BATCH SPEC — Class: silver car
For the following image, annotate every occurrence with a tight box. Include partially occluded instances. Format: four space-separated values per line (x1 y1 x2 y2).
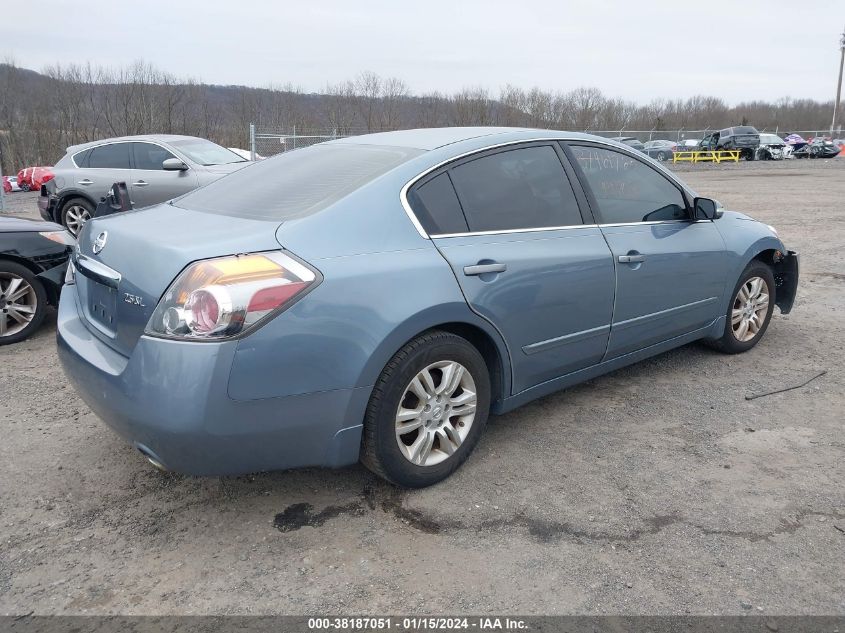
39 135 250 235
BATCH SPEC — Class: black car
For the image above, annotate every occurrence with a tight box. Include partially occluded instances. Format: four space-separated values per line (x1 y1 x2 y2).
641 139 678 162
793 137 841 159
0 216 75 345
699 126 760 160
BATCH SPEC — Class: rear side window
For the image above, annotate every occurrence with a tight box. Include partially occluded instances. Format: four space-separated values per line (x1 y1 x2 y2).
408 173 468 234
133 143 177 170
569 145 688 224
88 143 131 169
448 145 583 232
73 149 91 168
175 143 422 220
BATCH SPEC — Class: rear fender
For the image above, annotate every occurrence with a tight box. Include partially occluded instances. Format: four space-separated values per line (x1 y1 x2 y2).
56 189 98 218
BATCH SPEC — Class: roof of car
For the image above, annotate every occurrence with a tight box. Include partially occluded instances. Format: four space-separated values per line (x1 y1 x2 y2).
329 127 601 151
64 134 203 154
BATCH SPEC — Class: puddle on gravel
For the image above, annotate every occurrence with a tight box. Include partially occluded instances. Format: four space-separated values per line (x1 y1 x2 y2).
274 485 445 534
273 501 365 532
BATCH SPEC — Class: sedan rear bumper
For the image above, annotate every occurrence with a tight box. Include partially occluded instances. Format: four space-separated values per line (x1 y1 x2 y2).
56 286 368 475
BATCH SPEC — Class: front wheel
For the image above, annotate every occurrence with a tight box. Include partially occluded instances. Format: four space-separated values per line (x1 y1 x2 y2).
0 261 48 345
707 261 775 354
361 330 491 487
656 152 667 162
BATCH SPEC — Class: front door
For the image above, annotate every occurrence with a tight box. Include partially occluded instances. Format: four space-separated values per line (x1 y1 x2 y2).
409 143 616 394
130 142 198 208
565 143 729 359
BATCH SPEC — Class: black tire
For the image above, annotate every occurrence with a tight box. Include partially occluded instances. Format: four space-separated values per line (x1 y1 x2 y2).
361 330 491 488
20 183 31 192
706 261 775 354
0 260 48 346
657 152 667 162
61 197 95 236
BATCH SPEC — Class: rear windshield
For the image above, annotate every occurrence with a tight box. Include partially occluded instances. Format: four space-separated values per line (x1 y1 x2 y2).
174 143 423 220
733 126 759 135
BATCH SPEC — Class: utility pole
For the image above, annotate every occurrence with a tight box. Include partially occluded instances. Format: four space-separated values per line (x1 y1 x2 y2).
832 24 845 136
0 143 5 212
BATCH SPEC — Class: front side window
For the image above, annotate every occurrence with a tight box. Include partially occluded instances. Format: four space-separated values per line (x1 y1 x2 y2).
88 143 131 169
569 145 688 224
448 145 583 232
133 143 177 170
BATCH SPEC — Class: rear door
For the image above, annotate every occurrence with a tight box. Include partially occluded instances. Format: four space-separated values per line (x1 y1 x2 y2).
409 142 616 394
564 142 729 359
130 142 198 208
79 142 133 200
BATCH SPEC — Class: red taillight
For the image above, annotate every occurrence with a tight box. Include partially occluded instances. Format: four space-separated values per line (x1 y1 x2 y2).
146 252 318 340
247 281 307 312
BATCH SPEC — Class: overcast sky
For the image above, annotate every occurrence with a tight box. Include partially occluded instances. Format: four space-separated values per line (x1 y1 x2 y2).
2 0 843 104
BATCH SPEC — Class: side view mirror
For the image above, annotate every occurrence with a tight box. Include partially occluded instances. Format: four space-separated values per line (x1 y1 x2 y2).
694 197 723 220
162 158 189 171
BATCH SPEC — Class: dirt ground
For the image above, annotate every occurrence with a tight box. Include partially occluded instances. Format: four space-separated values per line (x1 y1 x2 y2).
1 159 844 616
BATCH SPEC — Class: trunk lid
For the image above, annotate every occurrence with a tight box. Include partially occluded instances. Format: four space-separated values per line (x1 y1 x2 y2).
72 203 282 357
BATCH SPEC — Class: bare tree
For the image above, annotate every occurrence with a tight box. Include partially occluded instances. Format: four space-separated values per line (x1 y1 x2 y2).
355 71 382 132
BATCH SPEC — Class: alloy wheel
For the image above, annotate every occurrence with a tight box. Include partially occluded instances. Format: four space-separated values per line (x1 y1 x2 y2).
65 205 91 235
0 273 38 337
731 276 770 342
395 360 477 467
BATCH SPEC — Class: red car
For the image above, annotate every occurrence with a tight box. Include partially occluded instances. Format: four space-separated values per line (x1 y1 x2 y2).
16 166 54 192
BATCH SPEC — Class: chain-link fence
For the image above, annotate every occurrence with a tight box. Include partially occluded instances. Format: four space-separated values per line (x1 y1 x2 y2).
250 125 369 158
249 125 845 158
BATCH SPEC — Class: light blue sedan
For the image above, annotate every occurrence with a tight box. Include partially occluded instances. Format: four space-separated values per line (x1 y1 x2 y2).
57 128 799 487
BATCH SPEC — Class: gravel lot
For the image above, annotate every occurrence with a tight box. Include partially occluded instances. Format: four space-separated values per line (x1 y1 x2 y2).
1 159 844 616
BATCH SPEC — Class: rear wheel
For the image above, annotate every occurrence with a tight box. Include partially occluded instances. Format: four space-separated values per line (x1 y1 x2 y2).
707 261 775 354
657 151 667 162
0 261 47 345
361 330 491 487
61 197 94 236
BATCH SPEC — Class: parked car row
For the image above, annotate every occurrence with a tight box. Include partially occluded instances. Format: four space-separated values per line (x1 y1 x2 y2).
1 128 801 487
612 127 844 162
52 127 798 486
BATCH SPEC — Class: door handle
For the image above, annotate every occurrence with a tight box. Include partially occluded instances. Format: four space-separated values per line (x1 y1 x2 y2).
463 263 507 276
618 254 645 263
132 181 149 187
78 179 93 186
